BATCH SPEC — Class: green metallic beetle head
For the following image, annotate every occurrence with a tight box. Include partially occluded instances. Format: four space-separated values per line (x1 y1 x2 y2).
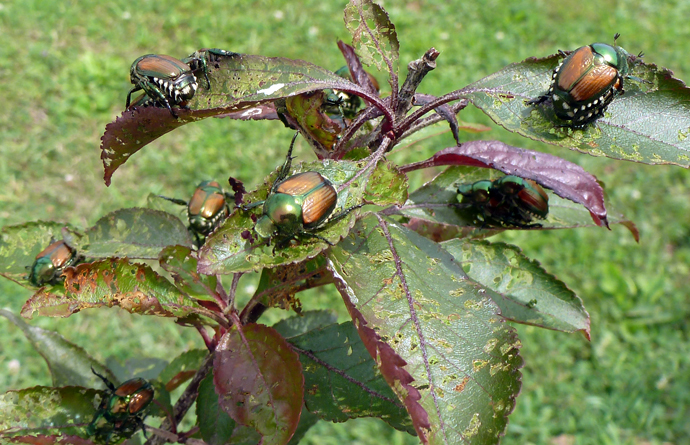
255 193 304 239
590 42 630 75
457 179 493 204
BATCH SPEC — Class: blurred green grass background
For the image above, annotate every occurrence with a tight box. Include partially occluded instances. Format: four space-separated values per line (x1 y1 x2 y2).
1 0 689 444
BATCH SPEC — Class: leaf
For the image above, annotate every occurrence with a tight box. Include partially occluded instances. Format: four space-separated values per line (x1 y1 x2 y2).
198 159 365 274
443 240 591 339
463 54 690 167
286 407 320 445
272 310 338 338
365 160 408 207
337 41 380 96
328 214 522 444
401 142 610 227
20 258 218 323
0 386 102 439
242 259 333 321
399 166 639 240
159 245 219 303
214 323 303 445
287 321 414 433
344 0 399 85
158 349 208 392
0 222 78 288
0 309 114 388
197 371 235 445
101 52 384 186
73 208 193 259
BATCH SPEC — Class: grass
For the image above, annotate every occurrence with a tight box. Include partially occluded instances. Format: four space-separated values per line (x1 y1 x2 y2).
1 0 689 443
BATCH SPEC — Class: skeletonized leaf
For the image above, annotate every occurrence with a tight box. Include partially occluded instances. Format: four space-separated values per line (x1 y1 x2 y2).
344 0 399 85
328 214 522 444
214 324 303 445
0 386 102 440
20 258 218 323
443 240 591 338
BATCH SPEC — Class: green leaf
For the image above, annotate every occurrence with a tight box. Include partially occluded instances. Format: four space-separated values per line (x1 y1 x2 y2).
214 323 304 445
272 310 338 338
443 240 591 338
328 214 522 444
286 407 320 445
0 222 78 289
0 309 113 388
344 0 399 80
242 259 332 320
157 349 208 391
159 245 219 303
197 371 235 445
20 258 218 323
287 320 414 433
464 54 690 167
74 208 193 259
365 160 408 207
198 159 365 274
0 386 102 439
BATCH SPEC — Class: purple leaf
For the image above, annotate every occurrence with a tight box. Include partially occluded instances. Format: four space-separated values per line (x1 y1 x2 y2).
214 323 303 445
401 141 610 227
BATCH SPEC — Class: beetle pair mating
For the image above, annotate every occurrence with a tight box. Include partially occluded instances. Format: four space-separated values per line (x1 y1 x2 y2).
527 34 648 127
87 368 154 444
242 133 362 250
458 175 549 228
126 48 236 118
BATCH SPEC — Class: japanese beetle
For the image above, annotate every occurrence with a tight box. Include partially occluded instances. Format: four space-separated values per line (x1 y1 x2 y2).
243 134 361 248
87 368 154 444
285 90 350 152
528 34 647 127
126 51 216 118
457 176 549 228
28 240 79 287
159 180 232 246
492 175 549 220
326 66 380 119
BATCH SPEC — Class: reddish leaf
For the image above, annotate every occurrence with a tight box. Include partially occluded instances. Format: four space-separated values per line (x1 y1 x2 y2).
214 324 303 445
337 41 379 96
101 53 386 186
401 141 610 227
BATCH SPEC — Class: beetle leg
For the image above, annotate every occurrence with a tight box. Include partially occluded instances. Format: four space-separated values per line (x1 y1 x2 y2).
125 85 143 108
275 133 300 186
140 80 177 118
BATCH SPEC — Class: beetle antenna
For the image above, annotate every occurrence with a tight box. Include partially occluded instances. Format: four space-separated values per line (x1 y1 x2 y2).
613 32 621 44
91 366 116 391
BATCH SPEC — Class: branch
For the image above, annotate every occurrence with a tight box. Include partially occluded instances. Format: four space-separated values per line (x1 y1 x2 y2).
145 353 215 445
395 48 440 120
